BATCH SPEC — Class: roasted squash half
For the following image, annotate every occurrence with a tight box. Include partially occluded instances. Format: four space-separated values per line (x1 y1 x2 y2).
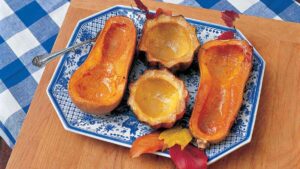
189 39 253 148
128 69 188 128
139 14 200 71
68 16 136 115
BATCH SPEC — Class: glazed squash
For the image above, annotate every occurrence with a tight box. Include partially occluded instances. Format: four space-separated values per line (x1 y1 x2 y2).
128 69 188 128
68 16 136 115
139 14 200 71
189 39 253 148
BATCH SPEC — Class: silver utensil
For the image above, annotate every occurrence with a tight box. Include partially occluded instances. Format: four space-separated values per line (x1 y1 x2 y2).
32 36 98 67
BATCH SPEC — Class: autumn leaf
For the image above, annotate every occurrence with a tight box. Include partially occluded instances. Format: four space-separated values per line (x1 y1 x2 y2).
217 31 235 40
133 0 172 19
159 127 192 150
221 10 239 27
170 144 208 169
145 13 156 19
134 0 148 12
130 132 164 158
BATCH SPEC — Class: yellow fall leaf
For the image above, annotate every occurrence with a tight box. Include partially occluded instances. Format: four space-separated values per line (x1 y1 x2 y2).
159 127 192 150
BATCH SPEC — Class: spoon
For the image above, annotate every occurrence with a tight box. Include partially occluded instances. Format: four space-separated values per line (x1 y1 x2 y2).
32 32 100 67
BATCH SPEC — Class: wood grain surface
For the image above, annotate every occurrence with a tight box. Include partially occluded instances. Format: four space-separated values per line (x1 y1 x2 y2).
6 0 300 168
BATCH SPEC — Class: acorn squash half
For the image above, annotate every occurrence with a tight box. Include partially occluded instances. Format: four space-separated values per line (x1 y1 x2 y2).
139 14 200 71
68 16 136 115
128 69 188 128
189 39 253 148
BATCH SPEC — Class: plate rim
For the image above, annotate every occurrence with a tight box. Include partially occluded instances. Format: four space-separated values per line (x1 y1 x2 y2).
46 5 266 165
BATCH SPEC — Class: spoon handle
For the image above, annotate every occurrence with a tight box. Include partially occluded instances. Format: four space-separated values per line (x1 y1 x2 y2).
32 38 95 67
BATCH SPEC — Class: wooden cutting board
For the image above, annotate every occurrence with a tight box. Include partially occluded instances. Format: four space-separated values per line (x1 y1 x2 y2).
6 0 300 168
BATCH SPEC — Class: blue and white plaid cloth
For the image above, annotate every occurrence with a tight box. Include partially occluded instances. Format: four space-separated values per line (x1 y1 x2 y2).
161 0 300 22
0 0 299 148
0 0 70 148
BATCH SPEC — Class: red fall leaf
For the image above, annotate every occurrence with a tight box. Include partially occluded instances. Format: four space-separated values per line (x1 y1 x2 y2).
217 31 235 40
134 0 149 12
170 144 208 169
134 0 172 19
221 10 239 27
145 13 156 19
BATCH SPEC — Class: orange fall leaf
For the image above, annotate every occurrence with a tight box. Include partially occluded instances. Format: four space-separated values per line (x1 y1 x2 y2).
130 132 164 158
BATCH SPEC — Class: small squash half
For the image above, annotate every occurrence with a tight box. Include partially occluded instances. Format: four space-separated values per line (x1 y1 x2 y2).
139 14 200 71
189 39 253 148
68 16 136 115
128 69 188 128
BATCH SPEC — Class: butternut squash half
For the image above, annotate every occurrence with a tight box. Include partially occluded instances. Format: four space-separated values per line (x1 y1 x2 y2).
189 39 253 148
68 16 136 115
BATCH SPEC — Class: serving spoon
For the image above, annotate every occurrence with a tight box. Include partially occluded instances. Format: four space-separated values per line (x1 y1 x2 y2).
32 32 100 67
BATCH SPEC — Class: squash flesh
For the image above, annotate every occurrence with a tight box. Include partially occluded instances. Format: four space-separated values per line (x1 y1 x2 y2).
135 78 179 118
68 16 136 114
190 40 253 144
139 15 200 71
73 23 129 102
199 45 245 135
146 23 190 61
128 69 188 128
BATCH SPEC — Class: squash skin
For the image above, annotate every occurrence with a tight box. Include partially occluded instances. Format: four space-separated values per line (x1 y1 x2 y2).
139 14 200 72
189 40 253 148
68 16 136 115
128 69 188 129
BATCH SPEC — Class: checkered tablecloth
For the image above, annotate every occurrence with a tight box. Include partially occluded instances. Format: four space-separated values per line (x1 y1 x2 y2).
0 0 70 148
0 0 299 148
162 0 300 22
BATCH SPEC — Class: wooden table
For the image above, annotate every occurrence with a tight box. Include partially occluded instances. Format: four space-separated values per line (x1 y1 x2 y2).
6 0 300 168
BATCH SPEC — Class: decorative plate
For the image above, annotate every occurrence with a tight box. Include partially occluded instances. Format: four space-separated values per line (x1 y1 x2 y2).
47 5 265 164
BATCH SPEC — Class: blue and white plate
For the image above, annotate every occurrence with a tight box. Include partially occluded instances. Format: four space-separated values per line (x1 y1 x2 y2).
47 5 265 164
